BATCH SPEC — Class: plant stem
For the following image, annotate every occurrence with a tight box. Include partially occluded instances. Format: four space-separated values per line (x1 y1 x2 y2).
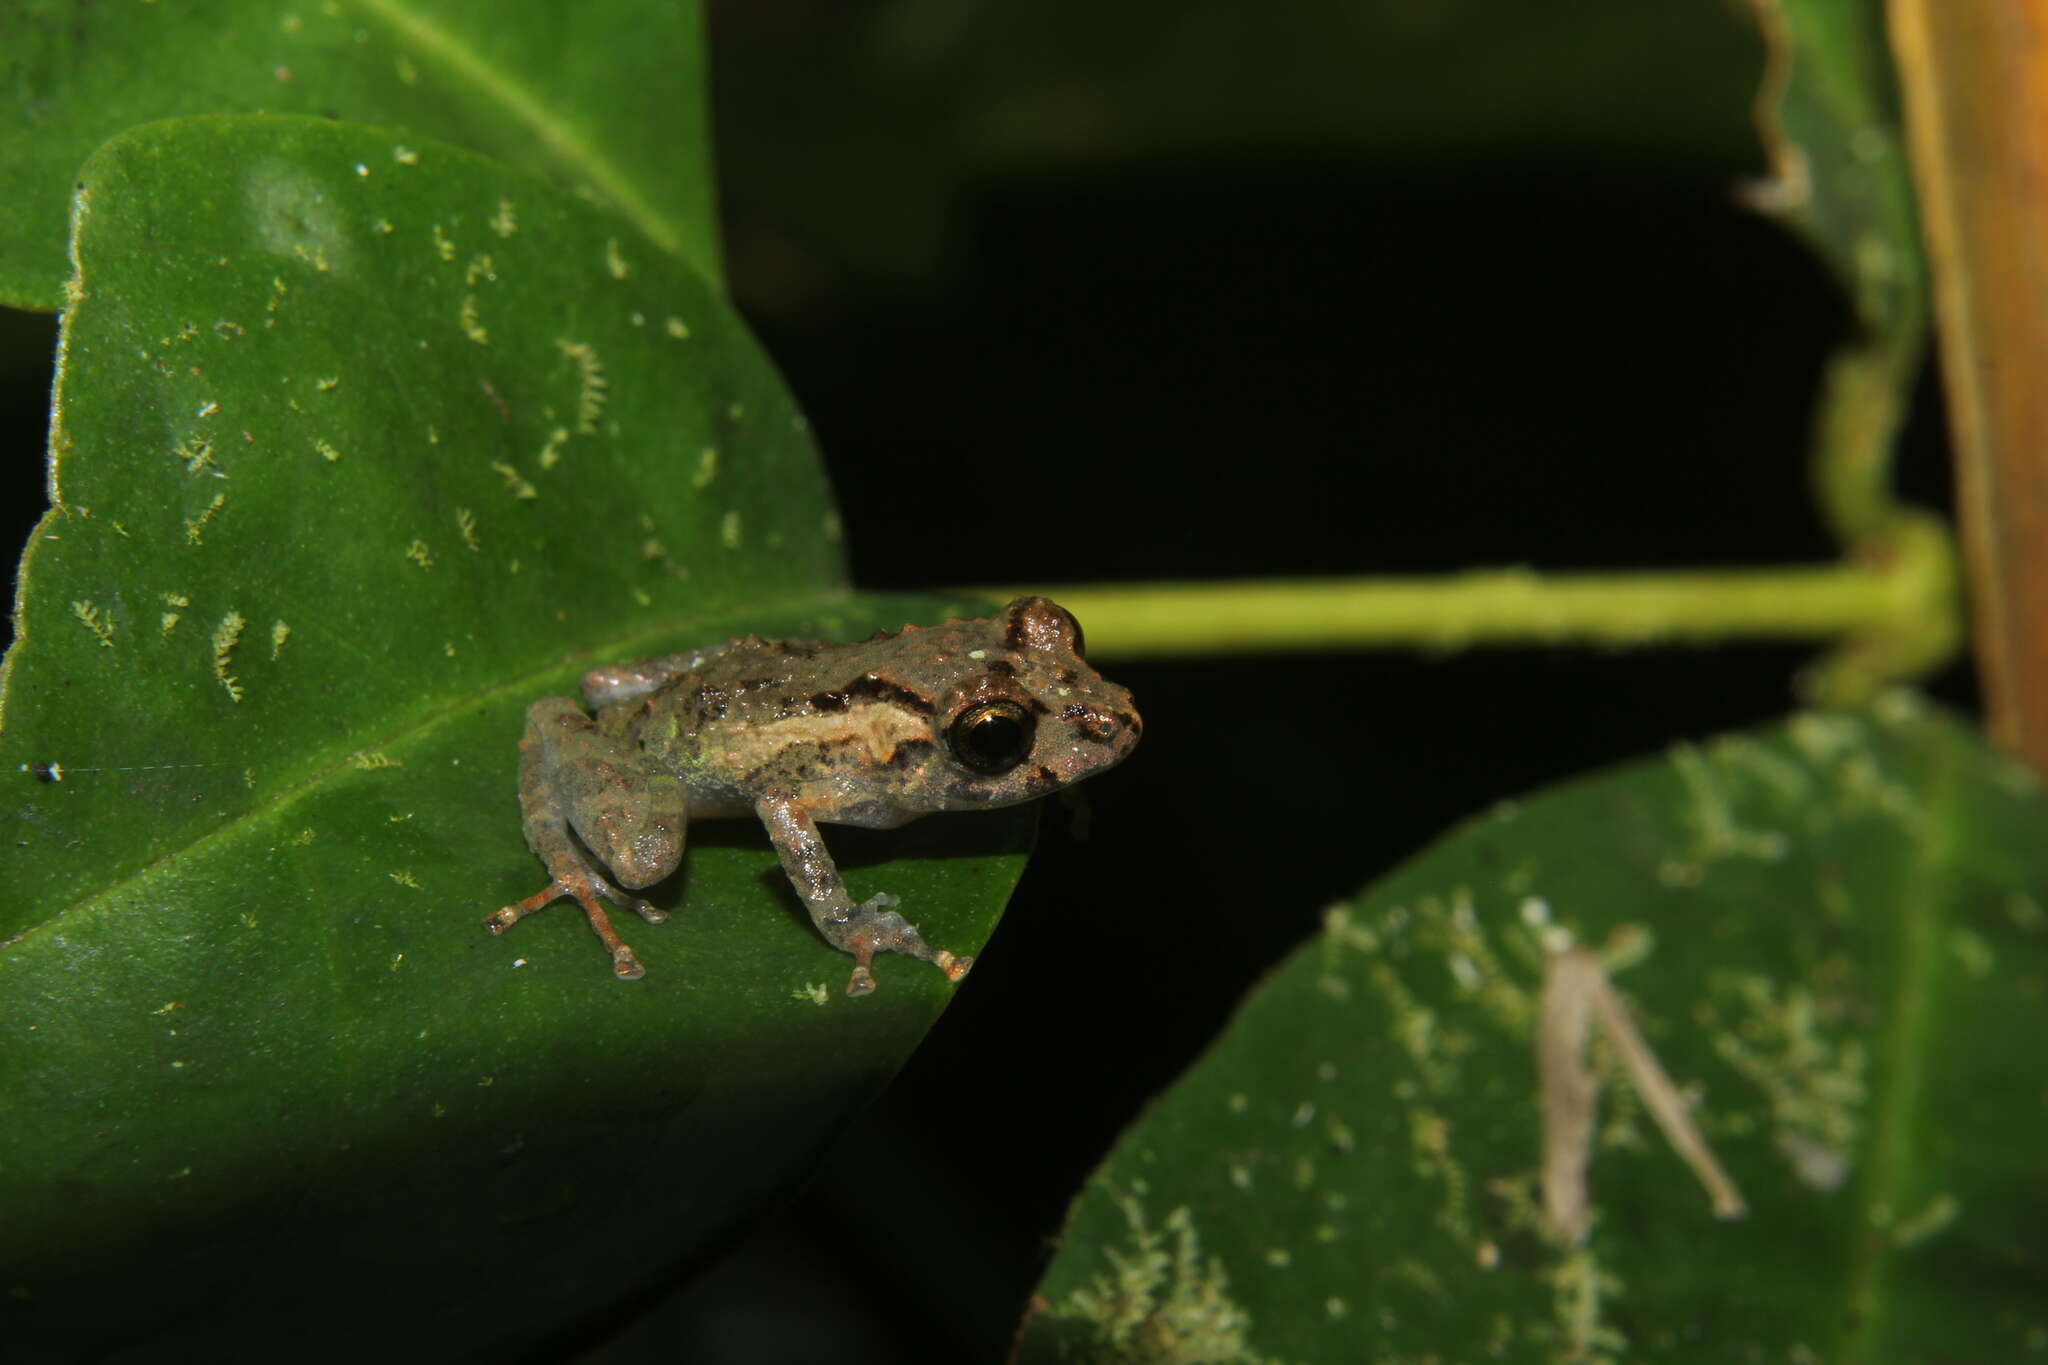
968 511 1957 702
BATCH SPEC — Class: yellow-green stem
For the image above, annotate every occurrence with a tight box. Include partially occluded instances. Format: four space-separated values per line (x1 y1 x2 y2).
964 508 1958 704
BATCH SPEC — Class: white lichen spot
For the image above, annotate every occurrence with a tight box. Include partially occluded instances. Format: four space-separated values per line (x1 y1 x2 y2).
315 375 339 392
491 461 538 500
1228 1163 1252 1191
212 612 247 701
456 507 480 551
1949 928 1994 977
431 223 455 261
184 492 226 544
389 871 421 890
1291 1101 1316 1129
490 197 517 238
726 400 745 421
1263 1248 1290 1268
213 319 244 339
72 600 115 648
1053 1196 1274 1365
556 339 608 433
269 620 291 660
405 539 434 570
174 434 215 473
604 237 630 279
194 400 219 419
1520 896 1551 926
351 751 402 770
373 217 394 236
1408 1107 1472 1241
459 294 488 345
314 438 340 462
1325 1298 1348 1321
1227 1092 1248 1114
630 311 645 326
464 253 496 286
664 316 690 339
1549 1246 1625 1362
1892 1193 1959 1247
393 51 418 84
630 587 652 607
538 426 570 470
720 509 742 550
1706 973 1864 1188
1326 1118 1356 1154
689 445 719 490
1663 742 1790 881
793 982 830 1006
394 144 420 167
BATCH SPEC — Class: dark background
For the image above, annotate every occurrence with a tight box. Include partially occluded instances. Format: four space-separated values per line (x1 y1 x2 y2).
0 3 1969 1361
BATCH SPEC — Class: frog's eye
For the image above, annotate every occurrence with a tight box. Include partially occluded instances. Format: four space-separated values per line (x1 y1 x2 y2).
948 699 1036 775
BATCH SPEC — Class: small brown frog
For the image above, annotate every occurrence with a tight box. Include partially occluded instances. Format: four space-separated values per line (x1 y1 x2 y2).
485 597 1140 995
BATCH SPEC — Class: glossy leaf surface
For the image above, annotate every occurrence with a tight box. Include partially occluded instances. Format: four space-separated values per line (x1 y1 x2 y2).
0 116 1029 1360
0 0 718 309
1024 701 2047 1363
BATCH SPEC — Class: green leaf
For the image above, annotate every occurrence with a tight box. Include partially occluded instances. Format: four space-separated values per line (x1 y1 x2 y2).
0 0 718 310
0 115 1029 1358
1744 0 1922 344
1023 700 2048 1363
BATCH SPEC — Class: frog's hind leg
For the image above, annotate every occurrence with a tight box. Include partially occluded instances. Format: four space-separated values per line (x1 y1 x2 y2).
755 795 974 997
487 872 662 980
485 696 678 981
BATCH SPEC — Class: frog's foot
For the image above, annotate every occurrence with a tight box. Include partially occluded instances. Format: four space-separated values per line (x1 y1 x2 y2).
830 893 975 998
485 872 666 981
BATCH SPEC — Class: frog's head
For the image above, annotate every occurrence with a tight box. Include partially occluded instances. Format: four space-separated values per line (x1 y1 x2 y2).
929 597 1141 810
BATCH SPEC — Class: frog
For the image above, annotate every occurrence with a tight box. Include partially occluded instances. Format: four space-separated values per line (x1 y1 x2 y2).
484 596 1141 995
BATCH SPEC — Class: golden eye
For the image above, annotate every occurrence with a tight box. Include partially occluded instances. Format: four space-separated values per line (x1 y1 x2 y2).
948 699 1035 774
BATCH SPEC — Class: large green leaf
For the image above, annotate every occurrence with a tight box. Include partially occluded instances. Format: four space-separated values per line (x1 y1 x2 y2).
0 116 1030 1359
1024 700 2047 1362
0 0 718 310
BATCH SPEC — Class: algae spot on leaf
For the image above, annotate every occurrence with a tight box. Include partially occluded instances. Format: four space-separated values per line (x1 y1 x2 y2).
247 161 355 278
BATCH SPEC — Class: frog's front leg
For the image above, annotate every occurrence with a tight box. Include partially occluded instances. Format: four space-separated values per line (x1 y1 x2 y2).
755 795 973 997
485 697 687 980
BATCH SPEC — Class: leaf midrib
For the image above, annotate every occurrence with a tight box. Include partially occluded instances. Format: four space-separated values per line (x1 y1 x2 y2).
351 0 687 257
1839 731 1956 1361
0 589 847 956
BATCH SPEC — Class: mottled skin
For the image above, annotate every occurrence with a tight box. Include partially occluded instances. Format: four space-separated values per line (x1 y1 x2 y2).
485 597 1141 994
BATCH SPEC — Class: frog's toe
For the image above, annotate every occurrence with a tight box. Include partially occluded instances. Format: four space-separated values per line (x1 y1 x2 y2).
629 900 669 925
933 951 973 983
611 946 647 981
844 963 877 997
